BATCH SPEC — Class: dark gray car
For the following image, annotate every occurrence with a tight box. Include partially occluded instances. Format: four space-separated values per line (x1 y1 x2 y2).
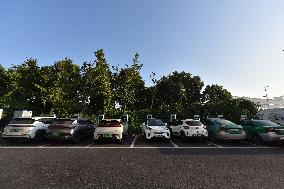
47 118 95 143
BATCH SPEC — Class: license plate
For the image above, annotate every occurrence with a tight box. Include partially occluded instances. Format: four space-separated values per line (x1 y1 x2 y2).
103 134 112 138
11 129 20 132
230 130 240 134
9 132 22 136
280 137 284 140
156 135 163 137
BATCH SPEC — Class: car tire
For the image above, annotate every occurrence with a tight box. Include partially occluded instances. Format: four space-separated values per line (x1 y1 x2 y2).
180 131 187 142
73 133 82 144
252 134 264 145
94 139 100 144
208 133 216 142
35 130 46 142
4 138 15 144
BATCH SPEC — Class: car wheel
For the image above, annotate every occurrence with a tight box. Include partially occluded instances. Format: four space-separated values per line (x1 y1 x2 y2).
117 139 122 144
73 133 82 144
4 138 15 144
94 139 100 144
208 133 216 142
180 131 187 142
35 131 46 142
252 134 264 145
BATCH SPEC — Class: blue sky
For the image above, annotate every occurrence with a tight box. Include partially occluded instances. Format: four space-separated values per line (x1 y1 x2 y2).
0 0 284 98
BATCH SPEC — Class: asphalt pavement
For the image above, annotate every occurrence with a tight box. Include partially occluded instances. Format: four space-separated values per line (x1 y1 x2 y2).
1 135 284 188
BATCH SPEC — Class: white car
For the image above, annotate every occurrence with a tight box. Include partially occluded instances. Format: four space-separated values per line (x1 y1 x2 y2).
94 119 123 143
142 118 170 140
2 116 56 141
170 119 208 141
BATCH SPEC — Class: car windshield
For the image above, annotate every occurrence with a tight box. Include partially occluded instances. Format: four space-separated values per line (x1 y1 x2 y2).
254 120 280 127
148 119 165 126
9 118 35 124
185 121 203 126
98 120 121 127
214 119 237 127
52 119 74 124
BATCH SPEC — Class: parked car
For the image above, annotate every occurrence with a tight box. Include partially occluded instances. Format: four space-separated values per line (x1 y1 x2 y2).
142 118 170 141
239 119 284 145
169 119 208 141
94 119 124 143
47 118 95 143
203 118 246 141
2 116 56 142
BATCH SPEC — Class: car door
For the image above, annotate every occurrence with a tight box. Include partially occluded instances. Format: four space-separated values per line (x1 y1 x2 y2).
240 120 253 138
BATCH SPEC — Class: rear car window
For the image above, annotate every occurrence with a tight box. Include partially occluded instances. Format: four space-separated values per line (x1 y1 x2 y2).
214 119 237 127
98 120 121 127
53 119 74 124
9 118 35 124
253 120 279 127
185 121 203 126
39 118 55 124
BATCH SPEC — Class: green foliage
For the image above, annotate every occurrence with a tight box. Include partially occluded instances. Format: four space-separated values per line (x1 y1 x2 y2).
0 51 259 132
127 109 149 134
92 49 114 116
44 58 81 117
112 53 145 112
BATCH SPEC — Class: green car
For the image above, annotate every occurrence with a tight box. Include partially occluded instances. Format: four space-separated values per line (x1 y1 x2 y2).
203 118 246 141
239 120 284 145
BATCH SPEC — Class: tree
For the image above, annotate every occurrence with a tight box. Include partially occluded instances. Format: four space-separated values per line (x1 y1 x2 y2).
153 71 204 120
0 65 9 108
3 58 46 116
202 84 232 104
112 53 145 112
47 58 81 117
92 49 114 115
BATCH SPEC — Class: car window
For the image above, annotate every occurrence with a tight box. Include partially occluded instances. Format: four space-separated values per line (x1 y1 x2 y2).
39 118 54 124
98 120 121 127
77 120 87 124
240 121 253 126
213 119 238 127
52 119 74 124
253 120 280 127
9 118 35 124
205 120 213 125
148 119 165 126
86 120 93 125
185 121 203 126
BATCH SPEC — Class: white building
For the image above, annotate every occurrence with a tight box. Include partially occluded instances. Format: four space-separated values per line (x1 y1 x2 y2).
235 96 284 109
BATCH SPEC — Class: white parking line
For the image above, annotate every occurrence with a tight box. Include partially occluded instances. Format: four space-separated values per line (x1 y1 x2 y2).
170 140 179 148
130 135 138 148
0 146 279 149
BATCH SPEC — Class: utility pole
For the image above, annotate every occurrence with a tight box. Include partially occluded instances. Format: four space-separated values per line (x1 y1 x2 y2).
263 86 269 109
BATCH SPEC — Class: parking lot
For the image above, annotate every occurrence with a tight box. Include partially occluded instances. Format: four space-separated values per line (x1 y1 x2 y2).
1 135 284 188
1 134 284 148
